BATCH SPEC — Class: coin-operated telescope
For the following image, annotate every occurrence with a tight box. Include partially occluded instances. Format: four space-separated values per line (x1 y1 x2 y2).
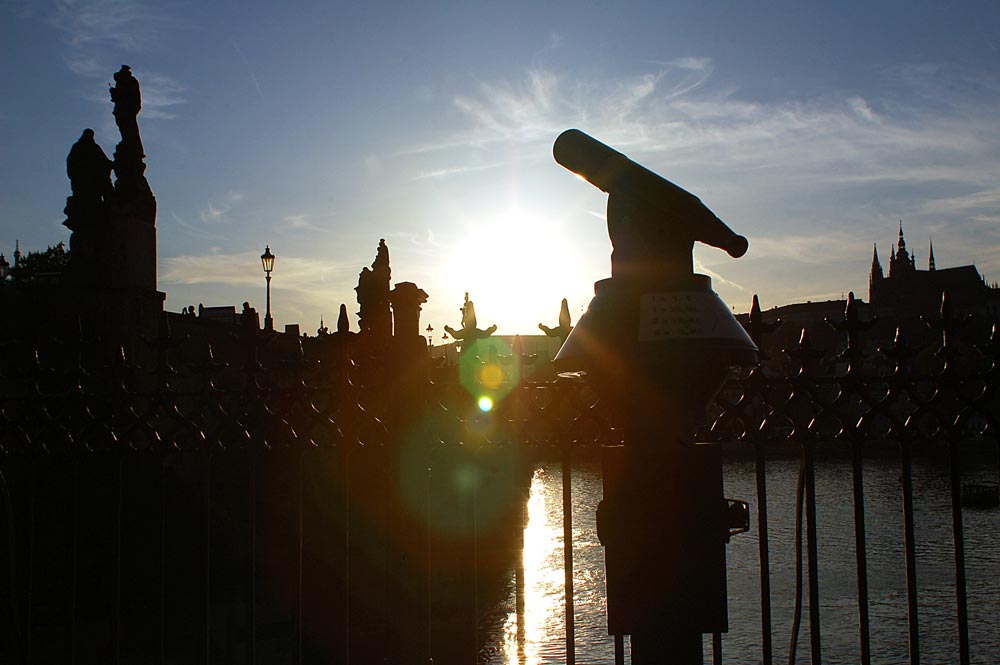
553 129 756 663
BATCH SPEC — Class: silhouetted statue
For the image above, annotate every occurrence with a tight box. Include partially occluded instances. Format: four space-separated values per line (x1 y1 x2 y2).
322 304 354 363
444 292 497 342
355 239 392 340
110 65 143 155
539 298 573 345
372 238 390 280
333 303 357 339
107 65 156 224
240 301 259 331
356 267 376 323
64 129 113 223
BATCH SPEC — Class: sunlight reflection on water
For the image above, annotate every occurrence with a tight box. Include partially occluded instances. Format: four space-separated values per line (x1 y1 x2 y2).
489 464 616 665
499 467 563 665
485 454 1000 664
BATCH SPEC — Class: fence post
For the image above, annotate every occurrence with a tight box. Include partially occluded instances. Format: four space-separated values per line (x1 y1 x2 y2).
743 293 781 665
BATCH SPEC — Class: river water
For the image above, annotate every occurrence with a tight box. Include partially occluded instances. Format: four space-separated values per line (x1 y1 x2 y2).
481 452 1000 664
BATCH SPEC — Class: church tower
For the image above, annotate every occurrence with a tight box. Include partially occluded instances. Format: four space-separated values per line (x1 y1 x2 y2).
868 222 994 316
889 221 915 278
869 243 883 303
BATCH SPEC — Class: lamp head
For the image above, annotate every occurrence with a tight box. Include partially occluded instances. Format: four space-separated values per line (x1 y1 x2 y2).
260 245 275 274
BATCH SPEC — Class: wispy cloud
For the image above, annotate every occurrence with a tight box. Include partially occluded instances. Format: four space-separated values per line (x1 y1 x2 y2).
407 60 1000 201
385 228 449 260
694 257 751 295
745 231 871 265
50 0 169 51
920 186 1000 220
49 0 187 118
162 251 353 287
282 213 324 233
401 59 718 157
169 211 224 242
199 191 244 223
413 161 507 180
230 39 264 100
408 58 1000 294
136 72 186 119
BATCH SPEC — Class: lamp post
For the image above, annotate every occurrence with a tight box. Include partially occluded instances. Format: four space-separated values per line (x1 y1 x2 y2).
426 324 434 354
260 245 275 331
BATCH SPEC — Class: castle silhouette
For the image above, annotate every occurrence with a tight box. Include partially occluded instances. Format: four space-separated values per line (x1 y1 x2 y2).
869 222 1000 319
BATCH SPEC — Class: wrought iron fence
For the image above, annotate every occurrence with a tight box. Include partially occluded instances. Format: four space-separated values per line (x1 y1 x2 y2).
1 292 998 664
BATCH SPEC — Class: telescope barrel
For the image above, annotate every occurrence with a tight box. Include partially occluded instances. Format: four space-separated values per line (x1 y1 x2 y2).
553 129 748 259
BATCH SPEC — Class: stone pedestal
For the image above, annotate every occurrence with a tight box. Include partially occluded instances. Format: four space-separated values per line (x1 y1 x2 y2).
68 213 156 292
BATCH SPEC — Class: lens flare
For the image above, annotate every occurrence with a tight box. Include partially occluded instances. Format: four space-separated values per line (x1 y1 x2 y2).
458 338 520 407
396 427 524 537
478 396 494 412
479 363 505 389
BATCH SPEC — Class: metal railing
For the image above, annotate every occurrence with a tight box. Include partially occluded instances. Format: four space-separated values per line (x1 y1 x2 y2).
1 293 998 663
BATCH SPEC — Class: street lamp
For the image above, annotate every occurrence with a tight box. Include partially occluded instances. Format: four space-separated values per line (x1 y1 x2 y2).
260 245 275 331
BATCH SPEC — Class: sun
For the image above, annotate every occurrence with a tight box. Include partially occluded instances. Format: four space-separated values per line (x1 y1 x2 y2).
445 205 587 334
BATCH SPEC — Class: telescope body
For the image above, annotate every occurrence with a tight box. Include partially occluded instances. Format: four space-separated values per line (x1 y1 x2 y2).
553 129 747 282
552 130 756 659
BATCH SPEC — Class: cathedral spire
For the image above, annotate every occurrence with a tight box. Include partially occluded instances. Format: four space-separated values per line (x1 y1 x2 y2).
929 238 936 271
869 243 884 303
871 243 882 276
892 221 912 275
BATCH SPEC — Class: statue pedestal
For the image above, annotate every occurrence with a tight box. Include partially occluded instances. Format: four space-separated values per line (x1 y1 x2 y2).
68 213 156 292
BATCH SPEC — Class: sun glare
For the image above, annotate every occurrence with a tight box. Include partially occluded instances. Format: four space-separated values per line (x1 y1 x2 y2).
446 207 584 333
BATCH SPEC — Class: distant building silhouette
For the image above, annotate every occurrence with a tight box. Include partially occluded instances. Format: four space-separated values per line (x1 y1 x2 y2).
869 222 1000 319
738 223 1000 354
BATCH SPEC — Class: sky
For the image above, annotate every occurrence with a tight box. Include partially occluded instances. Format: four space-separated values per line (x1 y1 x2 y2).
2 0 1000 336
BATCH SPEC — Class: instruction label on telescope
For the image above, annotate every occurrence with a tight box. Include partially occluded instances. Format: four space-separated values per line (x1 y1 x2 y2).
638 293 719 340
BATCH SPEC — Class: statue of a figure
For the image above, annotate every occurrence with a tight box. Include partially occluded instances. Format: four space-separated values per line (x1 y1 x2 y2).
336 303 352 334
538 298 573 345
355 239 393 338
372 238 390 279
106 65 156 223
66 128 113 212
460 295 477 329
356 266 376 329
240 301 260 331
444 292 497 341
110 65 143 152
